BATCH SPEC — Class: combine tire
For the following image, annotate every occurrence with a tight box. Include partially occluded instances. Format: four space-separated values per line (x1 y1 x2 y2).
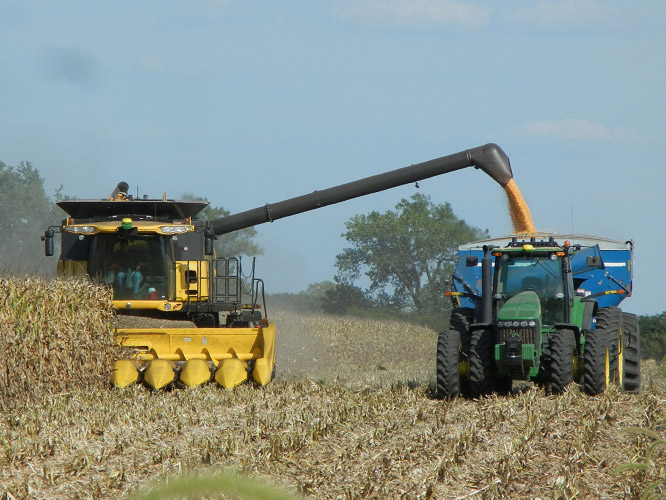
621 313 641 393
549 328 576 394
469 329 495 397
436 308 473 399
583 329 609 395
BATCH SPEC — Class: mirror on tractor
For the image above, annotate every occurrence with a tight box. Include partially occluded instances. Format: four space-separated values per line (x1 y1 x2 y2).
42 229 55 256
204 229 215 256
586 255 602 268
466 255 479 267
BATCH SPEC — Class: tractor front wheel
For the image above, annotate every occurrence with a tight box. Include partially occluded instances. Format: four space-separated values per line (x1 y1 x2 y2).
549 328 576 394
469 329 495 398
583 329 609 395
436 330 463 399
436 308 473 399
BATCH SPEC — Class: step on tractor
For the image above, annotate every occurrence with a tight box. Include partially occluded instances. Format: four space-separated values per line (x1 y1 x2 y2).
437 235 640 398
43 143 516 390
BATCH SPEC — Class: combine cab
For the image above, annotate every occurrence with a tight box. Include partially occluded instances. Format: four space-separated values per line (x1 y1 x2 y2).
437 235 640 398
43 144 517 390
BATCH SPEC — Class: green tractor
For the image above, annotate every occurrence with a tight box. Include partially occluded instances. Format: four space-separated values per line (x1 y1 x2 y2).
437 235 640 398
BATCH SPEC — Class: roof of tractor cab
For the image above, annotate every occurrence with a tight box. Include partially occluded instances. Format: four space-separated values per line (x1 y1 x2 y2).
458 233 631 252
57 199 209 220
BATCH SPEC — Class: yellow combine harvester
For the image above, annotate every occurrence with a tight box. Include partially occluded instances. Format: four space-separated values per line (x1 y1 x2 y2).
43 144 515 390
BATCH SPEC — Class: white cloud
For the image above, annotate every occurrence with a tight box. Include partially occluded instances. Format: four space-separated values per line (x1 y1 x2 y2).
524 119 641 141
506 1 625 33
339 0 491 31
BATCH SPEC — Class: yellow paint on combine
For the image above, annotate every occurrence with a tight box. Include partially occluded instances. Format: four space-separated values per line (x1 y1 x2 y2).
143 359 176 390
112 300 184 312
111 322 276 389
110 359 140 388
215 358 249 388
180 359 212 387
175 260 211 303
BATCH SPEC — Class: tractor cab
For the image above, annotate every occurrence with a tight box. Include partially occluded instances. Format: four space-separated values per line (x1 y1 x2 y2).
492 238 575 328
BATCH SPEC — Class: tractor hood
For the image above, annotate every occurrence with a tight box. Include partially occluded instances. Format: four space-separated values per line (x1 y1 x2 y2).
498 291 542 321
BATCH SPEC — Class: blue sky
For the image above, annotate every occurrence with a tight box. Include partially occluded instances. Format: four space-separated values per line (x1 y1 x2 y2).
1 1 664 314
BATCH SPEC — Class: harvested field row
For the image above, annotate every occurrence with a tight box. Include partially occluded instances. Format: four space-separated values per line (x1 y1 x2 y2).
1 278 665 499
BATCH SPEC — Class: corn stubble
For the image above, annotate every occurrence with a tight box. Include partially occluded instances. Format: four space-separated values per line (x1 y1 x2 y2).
1 277 664 500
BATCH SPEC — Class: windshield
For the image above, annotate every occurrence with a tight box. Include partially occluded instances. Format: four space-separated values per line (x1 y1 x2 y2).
89 234 171 300
495 253 567 325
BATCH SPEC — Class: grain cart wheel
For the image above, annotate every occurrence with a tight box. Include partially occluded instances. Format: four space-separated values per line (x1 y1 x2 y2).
549 328 576 394
469 329 495 397
436 308 473 399
583 329 610 395
598 307 623 386
621 313 641 393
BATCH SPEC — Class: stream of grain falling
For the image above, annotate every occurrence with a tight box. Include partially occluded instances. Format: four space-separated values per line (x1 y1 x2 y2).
504 178 536 233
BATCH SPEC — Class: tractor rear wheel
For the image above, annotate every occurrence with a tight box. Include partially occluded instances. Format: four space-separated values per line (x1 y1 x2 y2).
469 329 495 397
549 328 576 394
436 308 473 399
621 313 641 393
583 329 609 395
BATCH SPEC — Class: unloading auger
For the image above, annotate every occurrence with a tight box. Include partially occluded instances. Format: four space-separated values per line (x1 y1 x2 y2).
43 143 514 390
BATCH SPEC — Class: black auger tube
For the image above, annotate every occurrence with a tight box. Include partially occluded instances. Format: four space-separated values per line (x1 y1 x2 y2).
210 143 512 236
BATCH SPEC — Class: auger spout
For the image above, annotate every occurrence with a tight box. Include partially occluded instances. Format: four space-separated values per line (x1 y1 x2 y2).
210 143 513 236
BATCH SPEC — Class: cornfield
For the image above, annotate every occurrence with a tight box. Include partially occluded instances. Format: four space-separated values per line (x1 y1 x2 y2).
1 277 665 499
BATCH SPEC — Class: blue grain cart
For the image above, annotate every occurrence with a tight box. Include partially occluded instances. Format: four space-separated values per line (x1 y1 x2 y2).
437 234 639 398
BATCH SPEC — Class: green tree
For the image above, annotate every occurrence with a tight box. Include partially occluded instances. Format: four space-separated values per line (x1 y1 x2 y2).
321 283 372 315
0 161 61 273
639 311 666 361
334 193 488 316
181 194 262 257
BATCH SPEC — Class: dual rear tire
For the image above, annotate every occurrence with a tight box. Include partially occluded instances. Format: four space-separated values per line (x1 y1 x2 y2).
583 307 641 395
